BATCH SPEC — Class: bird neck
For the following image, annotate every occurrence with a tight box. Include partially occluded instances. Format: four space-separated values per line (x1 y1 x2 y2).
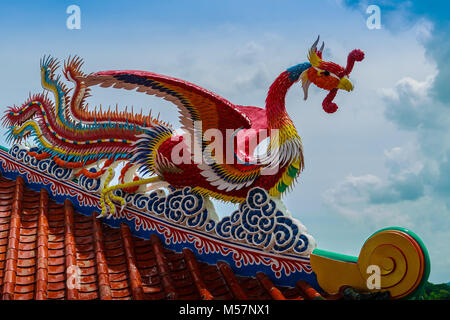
265 63 310 129
265 71 295 130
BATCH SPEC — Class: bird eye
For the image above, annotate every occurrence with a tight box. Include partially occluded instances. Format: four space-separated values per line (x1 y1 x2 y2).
322 70 330 76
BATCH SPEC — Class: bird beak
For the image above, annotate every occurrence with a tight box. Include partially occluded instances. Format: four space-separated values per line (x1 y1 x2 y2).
337 76 353 92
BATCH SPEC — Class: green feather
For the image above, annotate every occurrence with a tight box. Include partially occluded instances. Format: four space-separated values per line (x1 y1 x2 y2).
277 182 287 193
288 165 298 178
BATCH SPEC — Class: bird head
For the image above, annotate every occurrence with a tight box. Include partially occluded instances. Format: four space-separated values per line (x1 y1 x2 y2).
299 36 365 113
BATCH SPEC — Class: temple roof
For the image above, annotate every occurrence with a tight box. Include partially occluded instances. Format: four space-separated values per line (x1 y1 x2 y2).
0 174 326 300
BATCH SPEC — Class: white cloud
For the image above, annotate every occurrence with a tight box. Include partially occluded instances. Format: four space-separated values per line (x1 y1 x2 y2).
380 75 433 104
323 172 416 227
235 41 264 63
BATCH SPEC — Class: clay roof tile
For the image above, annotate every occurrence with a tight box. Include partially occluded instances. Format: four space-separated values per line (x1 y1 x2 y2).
0 174 325 300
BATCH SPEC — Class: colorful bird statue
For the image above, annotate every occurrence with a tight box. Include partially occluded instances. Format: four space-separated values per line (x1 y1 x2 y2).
3 37 364 216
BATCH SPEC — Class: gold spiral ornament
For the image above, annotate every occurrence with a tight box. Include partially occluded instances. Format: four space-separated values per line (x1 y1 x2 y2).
358 228 429 299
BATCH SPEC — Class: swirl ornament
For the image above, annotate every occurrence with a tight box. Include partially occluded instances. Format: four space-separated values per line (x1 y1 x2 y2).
22 150 40 167
49 161 73 180
310 227 430 299
37 159 52 172
9 144 74 181
106 185 315 256
8 144 21 158
16 147 28 162
357 228 430 299
110 187 215 232
215 188 316 256
78 169 101 192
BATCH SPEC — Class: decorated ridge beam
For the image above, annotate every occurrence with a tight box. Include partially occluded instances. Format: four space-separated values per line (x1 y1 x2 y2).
0 144 431 299
0 145 319 289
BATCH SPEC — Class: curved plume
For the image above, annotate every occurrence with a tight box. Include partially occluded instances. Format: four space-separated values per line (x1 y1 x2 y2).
302 36 325 100
308 36 323 67
322 88 338 114
342 49 365 77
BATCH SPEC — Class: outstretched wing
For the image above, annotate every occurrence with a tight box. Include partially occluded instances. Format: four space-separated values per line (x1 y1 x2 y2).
83 70 263 192
83 70 252 138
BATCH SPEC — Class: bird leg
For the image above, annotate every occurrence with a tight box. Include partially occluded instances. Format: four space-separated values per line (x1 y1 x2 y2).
99 167 162 217
119 162 141 193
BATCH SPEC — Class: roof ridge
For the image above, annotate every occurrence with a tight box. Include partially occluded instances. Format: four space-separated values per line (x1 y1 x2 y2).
0 167 325 300
120 224 144 299
92 215 112 299
182 248 214 300
1 176 23 299
150 234 178 300
35 189 49 299
64 200 79 300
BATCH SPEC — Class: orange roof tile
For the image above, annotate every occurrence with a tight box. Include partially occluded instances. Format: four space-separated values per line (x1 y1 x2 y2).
0 174 330 300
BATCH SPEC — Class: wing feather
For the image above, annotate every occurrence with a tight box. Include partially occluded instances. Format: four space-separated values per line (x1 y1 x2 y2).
84 71 251 136
83 70 261 188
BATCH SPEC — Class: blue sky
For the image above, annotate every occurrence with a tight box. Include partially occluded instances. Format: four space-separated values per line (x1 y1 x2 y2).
1 1 449 283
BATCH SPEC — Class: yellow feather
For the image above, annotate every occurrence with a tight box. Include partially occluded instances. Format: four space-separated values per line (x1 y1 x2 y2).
308 48 322 68
282 173 293 186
